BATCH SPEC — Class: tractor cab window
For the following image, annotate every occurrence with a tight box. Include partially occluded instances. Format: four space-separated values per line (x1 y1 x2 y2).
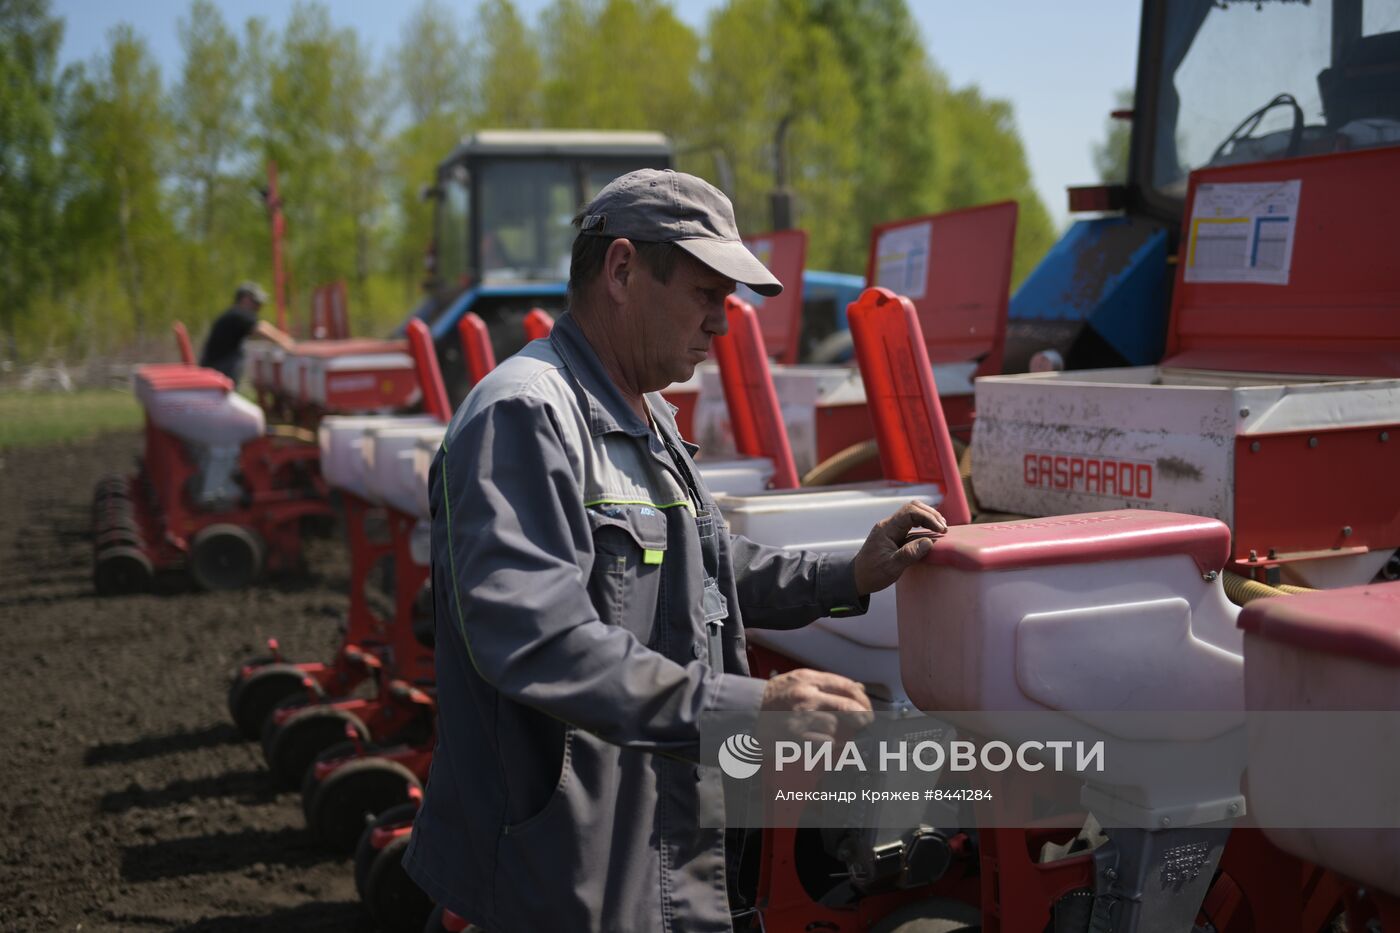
435 165 471 288
1150 0 1400 202
477 160 576 282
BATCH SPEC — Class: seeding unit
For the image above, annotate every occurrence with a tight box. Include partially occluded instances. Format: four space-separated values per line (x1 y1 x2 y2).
93 364 332 595
247 335 422 429
970 147 1400 590
228 320 451 776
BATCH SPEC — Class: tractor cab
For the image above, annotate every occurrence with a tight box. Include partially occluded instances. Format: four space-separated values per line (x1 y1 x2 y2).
1007 0 1400 373
1138 0 1400 219
413 130 673 401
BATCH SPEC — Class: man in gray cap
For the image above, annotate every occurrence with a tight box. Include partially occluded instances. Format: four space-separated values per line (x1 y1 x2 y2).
198 281 293 382
405 169 945 931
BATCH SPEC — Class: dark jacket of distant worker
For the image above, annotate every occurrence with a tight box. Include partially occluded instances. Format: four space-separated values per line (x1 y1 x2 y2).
198 282 293 382
405 169 946 932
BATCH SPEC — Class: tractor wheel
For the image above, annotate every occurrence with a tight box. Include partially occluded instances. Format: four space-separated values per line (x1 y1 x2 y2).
228 663 318 741
301 740 362 822
93 546 153 597
266 705 370 789
189 524 264 591
356 802 419 901
364 833 433 933
868 898 981 933
308 756 420 853
226 653 278 731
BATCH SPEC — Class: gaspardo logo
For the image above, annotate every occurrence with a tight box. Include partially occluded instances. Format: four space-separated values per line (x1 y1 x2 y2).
718 732 763 779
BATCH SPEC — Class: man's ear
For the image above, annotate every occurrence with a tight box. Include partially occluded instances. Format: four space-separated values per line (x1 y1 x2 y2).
602 238 637 304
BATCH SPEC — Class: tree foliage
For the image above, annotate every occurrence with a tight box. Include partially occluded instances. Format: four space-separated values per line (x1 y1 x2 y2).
64 25 173 338
0 0 68 352
2 0 1061 363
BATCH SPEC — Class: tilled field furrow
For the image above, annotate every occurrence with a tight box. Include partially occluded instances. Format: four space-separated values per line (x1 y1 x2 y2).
0 433 371 932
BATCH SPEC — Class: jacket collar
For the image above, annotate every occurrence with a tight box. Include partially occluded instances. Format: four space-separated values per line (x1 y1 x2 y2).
549 311 651 439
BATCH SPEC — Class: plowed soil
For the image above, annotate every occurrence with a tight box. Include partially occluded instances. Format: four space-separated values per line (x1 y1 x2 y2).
0 432 375 931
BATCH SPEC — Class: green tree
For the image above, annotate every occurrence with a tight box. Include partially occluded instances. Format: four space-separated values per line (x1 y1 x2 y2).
172 0 245 240
699 0 860 269
63 24 175 338
398 0 470 125
171 0 254 312
539 0 699 138
389 0 471 291
1093 87 1134 183
0 0 67 353
938 86 1057 284
806 0 948 266
255 2 391 325
329 28 391 295
474 0 541 127
807 0 1055 281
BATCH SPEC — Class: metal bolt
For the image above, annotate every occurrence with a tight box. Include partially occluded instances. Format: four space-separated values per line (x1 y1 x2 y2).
1382 432 1390 443
1104 868 1118 881
1238 407 1250 418
1308 436 1319 448
1343 526 1353 537
1250 441 1261 453
1248 549 1258 562
1228 803 1240 815
1160 817 1172 828
1202 570 1218 582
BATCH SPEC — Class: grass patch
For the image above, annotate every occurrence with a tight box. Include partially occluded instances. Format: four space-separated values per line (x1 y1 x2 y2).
0 389 143 449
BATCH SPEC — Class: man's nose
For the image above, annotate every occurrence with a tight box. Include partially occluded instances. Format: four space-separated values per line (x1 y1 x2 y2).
704 305 729 337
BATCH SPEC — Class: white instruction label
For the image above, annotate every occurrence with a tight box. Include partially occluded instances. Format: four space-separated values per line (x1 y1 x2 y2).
875 221 932 300
1184 180 1301 285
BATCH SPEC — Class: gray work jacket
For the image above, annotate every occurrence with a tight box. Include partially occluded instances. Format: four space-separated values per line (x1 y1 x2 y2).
404 311 867 932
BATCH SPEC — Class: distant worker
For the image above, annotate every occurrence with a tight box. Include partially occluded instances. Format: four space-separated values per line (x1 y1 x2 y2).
199 281 295 382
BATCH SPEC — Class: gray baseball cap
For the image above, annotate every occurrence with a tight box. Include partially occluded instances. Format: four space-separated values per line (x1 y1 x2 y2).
577 169 783 297
235 281 269 305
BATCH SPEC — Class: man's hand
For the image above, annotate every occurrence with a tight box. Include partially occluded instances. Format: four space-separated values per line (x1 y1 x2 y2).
852 500 947 596
760 669 873 743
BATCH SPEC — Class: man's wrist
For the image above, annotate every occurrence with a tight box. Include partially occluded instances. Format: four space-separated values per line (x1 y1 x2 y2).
821 552 870 618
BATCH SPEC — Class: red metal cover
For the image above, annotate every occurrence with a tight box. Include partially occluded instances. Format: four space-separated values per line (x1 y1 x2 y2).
739 229 807 365
135 364 232 393
1166 146 1400 377
847 287 971 525
407 319 452 424
172 321 195 365
924 509 1231 576
457 312 497 386
523 308 555 341
864 202 1017 377
712 296 799 489
1238 581 1400 668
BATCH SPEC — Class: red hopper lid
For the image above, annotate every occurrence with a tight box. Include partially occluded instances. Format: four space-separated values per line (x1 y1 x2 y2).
1166 146 1400 378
